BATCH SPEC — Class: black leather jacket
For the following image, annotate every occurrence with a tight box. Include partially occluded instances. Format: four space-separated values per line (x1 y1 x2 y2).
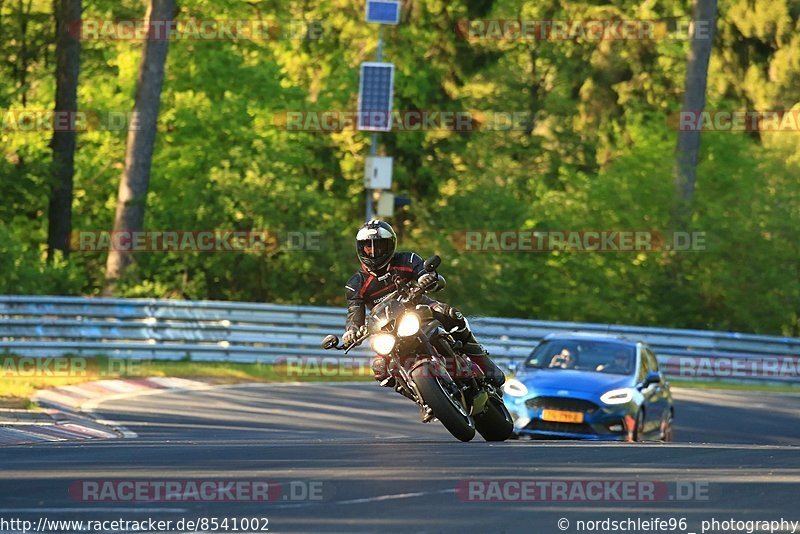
344 251 442 331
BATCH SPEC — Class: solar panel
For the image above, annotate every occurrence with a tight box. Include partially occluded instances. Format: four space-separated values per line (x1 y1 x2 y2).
358 62 395 132
365 1 401 25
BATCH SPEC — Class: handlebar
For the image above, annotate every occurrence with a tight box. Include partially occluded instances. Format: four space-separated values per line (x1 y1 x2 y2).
321 255 442 352
324 279 427 353
344 326 370 353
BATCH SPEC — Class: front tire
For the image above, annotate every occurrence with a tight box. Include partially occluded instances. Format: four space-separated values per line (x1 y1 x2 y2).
474 396 513 441
412 363 475 442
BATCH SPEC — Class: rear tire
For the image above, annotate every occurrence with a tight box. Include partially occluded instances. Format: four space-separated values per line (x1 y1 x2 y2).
412 363 475 442
475 396 513 442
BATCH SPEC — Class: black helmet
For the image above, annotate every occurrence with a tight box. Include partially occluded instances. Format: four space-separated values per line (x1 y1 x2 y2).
356 220 397 273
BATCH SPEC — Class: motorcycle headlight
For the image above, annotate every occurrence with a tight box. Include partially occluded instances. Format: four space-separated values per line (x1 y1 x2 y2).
396 313 421 337
370 333 396 356
502 378 529 397
600 388 634 405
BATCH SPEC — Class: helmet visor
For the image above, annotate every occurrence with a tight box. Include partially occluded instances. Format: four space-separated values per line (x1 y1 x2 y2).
358 238 393 259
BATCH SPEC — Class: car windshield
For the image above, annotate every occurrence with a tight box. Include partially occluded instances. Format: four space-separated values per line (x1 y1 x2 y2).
524 339 636 375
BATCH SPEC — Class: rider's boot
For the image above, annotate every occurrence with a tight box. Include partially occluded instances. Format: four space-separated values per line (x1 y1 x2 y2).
438 304 506 389
419 404 435 423
458 333 506 389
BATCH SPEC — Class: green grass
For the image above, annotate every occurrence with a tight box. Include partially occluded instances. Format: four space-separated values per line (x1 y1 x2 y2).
669 379 800 394
0 355 371 409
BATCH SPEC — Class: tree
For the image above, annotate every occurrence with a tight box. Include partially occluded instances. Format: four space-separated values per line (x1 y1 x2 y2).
673 0 718 230
103 0 176 294
47 0 81 260
2 0 799 335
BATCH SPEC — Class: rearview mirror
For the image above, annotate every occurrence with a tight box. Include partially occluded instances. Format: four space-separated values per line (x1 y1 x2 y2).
321 335 339 350
424 255 441 272
642 371 662 387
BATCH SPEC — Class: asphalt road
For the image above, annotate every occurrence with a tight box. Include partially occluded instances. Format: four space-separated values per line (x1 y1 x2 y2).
1 383 799 534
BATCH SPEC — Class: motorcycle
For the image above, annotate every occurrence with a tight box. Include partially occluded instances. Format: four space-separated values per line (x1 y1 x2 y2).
321 255 513 442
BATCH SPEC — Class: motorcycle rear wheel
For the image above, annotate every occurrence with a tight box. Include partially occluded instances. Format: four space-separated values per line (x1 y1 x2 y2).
474 396 513 441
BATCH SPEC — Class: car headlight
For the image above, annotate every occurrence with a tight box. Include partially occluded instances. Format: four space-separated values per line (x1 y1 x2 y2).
600 388 634 405
370 333 396 355
396 313 421 337
502 378 529 397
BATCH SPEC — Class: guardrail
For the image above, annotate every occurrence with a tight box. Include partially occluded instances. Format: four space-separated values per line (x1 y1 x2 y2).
1 296 798 383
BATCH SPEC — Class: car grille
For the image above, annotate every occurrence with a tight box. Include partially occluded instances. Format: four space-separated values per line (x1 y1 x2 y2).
524 420 596 435
525 396 599 414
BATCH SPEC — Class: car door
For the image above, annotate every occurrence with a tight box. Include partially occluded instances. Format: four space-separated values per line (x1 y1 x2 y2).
637 345 659 435
644 347 669 430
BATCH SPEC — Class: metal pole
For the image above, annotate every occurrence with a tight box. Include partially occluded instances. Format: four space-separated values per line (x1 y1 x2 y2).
376 26 384 61
365 27 385 222
366 131 377 222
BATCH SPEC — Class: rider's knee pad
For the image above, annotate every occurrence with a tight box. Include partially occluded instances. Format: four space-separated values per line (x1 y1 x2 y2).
435 303 467 331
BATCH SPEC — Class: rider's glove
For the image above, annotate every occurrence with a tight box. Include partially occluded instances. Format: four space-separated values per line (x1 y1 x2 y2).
342 328 359 346
343 325 367 346
418 272 438 291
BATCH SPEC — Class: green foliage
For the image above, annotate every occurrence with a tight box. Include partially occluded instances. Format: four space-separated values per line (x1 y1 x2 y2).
0 0 798 336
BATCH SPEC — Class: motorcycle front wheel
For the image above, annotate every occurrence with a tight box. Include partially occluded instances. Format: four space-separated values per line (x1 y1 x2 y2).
411 362 475 442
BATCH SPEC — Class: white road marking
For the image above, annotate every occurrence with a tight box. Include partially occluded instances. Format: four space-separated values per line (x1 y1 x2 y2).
0 421 55 426
268 488 457 510
335 488 456 505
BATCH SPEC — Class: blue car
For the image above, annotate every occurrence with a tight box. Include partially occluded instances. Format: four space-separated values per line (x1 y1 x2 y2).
503 333 674 441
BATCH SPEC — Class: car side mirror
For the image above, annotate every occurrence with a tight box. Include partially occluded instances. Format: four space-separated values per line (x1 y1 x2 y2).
321 335 339 350
642 371 662 387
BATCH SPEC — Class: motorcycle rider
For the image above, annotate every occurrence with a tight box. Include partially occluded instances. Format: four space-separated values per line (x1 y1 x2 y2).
342 220 506 397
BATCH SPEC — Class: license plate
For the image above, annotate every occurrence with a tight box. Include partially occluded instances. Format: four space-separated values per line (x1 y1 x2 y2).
541 409 584 424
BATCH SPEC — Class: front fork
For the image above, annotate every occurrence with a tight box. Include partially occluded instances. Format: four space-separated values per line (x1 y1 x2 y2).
388 327 492 416
425 332 490 416
392 360 422 404
389 333 462 411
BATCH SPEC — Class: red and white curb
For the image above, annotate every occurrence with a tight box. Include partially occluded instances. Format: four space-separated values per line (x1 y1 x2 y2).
0 377 208 446
0 408 120 446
